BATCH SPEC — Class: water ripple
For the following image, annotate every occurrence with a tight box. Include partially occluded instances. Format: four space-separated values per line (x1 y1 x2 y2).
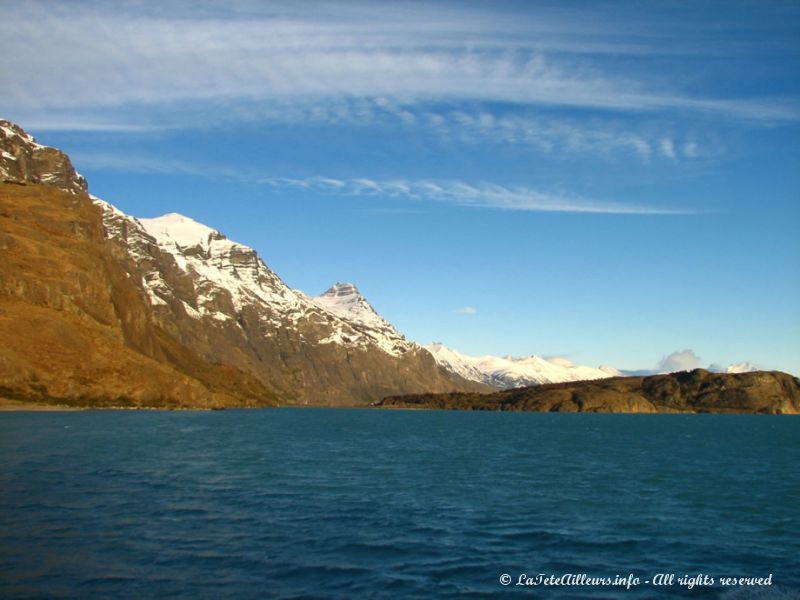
1 410 798 598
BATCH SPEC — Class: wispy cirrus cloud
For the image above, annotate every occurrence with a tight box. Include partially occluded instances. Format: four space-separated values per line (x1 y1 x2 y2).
1 1 797 125
73 152 689 215
457 306 478 315
418 108 721 162
3 0 791 177
38 98 721 165
41 99 712 162
258 176 688 215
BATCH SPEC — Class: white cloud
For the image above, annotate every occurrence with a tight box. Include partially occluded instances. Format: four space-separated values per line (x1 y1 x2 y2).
71 151 692 214
425 108 657 160
259 176 688 215
656 349 702 373
660 138 677 160
0 1 781 174
1 2 796 124
20 100 721 165
457 306 478 315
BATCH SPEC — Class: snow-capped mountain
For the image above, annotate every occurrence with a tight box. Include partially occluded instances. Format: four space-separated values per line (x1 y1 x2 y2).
310 282 412 356
425 342 614 388
90 193 488 404
97 206 417 360
96 200 488 403
0 118 487 406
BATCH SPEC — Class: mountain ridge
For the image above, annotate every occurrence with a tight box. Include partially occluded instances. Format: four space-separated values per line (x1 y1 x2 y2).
425 342 615 388
0 119 489 407
0 120 87 195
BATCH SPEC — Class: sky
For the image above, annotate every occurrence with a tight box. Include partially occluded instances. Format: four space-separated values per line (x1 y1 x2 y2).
2 0 799 374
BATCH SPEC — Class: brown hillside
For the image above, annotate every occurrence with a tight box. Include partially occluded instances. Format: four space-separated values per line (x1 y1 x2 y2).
0 182 277 408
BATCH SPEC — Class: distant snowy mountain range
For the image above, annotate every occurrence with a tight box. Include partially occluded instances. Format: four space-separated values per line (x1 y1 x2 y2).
424 343 617 388
423 343 761 389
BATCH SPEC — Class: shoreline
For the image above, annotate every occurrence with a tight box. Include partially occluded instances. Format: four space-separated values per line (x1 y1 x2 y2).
0 398 86 412
0 398 796 415
0 397 226 412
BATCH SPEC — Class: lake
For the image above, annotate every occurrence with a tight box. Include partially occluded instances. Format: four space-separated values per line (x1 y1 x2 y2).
1 409 798 598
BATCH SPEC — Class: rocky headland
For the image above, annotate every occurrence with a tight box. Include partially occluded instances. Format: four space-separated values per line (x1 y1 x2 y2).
379 369 800 414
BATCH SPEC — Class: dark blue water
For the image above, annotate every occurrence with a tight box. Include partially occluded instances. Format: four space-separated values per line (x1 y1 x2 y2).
1 410 798 599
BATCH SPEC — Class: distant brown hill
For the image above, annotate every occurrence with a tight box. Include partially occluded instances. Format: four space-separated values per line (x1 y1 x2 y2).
379 369 800 414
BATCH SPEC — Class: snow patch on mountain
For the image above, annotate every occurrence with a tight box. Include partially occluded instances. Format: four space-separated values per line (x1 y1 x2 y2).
313 283 382 329
93 196 171 307
312 283 413 356
138 212 303 317
599 365 624 377
423 343 492 385
93 202 415 357
425 343 614 388
139 213 225 252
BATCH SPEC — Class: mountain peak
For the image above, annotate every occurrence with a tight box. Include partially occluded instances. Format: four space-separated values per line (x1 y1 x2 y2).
156 212 194 222
139 213 227 250
314 281 398 326
0 118 87 195
314 282 372 317
0 120 43 149
322 282 362 297
311 283 413 356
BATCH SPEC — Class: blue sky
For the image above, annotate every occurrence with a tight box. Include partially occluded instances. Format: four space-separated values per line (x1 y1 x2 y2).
2 0 799 374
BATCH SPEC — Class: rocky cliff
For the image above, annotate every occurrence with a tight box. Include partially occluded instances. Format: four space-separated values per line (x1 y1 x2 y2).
0 120 487 407
379 369 800 414
1 121 87 195
0 183 276 408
